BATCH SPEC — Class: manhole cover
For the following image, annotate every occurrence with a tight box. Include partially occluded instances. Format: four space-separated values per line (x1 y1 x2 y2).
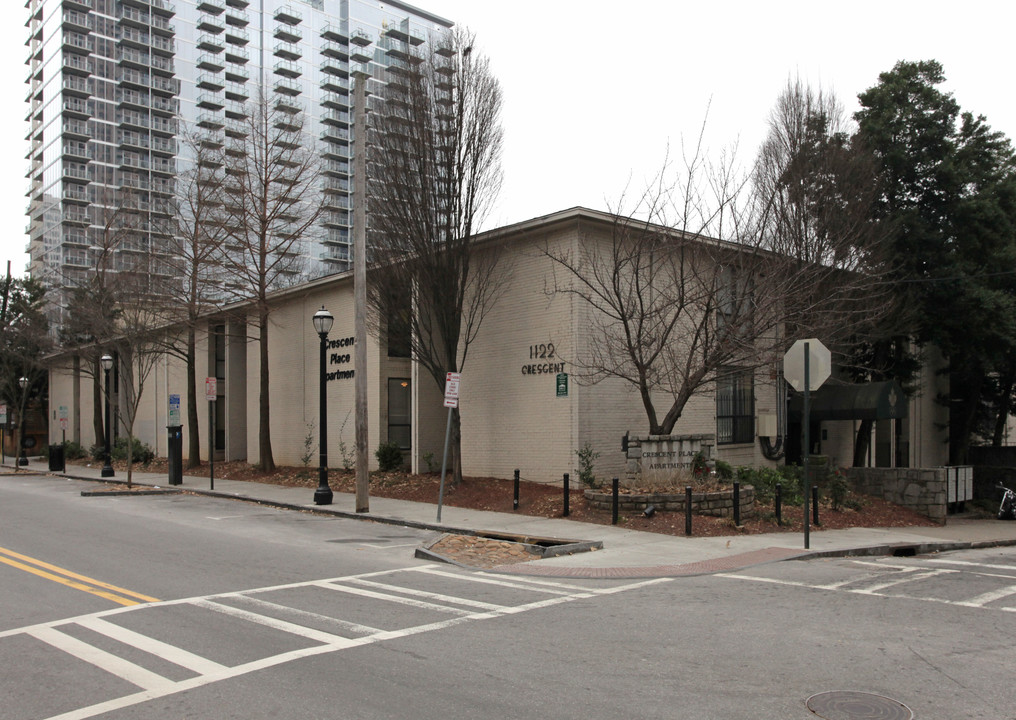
806 691 913 720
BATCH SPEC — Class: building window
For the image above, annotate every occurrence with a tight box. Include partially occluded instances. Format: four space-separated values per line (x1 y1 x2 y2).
386 289 412 358
388 378 411 450
716 369 754 444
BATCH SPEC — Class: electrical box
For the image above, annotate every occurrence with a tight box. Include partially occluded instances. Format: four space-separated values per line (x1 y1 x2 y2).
757 412 778 438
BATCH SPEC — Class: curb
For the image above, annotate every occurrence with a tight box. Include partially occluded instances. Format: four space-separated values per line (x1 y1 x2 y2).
80 488 182 497
802 538 1016 560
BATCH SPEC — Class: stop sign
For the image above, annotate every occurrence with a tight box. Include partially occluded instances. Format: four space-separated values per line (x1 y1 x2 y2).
783 338 831 392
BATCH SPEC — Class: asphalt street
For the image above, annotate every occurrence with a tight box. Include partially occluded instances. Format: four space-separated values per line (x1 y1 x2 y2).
3 473 1016 719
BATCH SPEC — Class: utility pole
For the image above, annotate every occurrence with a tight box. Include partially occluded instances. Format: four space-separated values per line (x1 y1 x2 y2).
353 70 370 514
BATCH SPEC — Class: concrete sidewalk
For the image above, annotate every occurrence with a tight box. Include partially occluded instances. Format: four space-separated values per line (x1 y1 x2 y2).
8 457 1016 578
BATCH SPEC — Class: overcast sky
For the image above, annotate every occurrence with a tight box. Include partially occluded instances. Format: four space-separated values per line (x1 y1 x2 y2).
1 0 1012 276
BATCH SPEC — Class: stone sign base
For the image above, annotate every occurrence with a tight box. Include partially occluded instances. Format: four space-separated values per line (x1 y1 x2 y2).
585 484 755 519
624 434 715 487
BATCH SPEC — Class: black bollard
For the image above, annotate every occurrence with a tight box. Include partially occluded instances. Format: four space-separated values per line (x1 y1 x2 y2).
563 472 570 517
733 481 741 526
513 469 520 512
685 486 693 536
612 477 619 525
812 485 820 526
775 483 783 525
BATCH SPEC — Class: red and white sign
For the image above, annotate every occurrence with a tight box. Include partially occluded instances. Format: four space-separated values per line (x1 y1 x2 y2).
443 372 460 408
205 377 218 402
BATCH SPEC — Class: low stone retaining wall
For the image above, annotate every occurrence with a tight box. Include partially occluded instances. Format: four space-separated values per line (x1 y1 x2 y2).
846 467 946 524
584 484 755 519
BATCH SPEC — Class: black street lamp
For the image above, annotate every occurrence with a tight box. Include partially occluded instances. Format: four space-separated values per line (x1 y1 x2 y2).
100 354 115 478
312 306 334 505
18 376 28 466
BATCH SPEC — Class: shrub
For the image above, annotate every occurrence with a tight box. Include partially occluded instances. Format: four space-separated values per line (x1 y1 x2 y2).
112 436 155 465
714 459 734 480
63 441 87 460
423 451 437 473
828 469 849 511
89 443 106 462
574 443 600 487
735 464 804 505
300 422 316 467
375 441 404 472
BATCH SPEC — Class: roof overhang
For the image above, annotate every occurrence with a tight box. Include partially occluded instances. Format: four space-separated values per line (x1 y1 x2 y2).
789 380 908 422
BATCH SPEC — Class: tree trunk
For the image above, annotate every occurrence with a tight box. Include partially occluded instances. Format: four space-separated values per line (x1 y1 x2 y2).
992 364 1016 447
853 418 874 467
950 367 983 466
126 431 134 490
92 360 105 450
451 407 463 486
258 309 275 472
186 326 201 468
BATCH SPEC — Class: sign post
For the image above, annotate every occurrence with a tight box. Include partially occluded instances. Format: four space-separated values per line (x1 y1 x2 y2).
0 403 7 465
783 338 831 550
58 405 69 458
437 372 460 523
205 377 217 490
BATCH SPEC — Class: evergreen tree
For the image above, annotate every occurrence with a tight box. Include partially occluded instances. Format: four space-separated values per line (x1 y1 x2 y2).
855 60 1016 462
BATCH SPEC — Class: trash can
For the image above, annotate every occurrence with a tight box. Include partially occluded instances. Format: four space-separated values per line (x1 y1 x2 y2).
48 443 65 472
167 425 182 485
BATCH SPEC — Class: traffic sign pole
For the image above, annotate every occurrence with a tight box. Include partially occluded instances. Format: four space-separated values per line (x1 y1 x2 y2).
803 342 810 550
437 372 461 523
206 377 217 490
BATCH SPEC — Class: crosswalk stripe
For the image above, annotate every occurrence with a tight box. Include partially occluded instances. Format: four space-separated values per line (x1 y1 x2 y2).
317 581 475 615
230 595 383 636
192 598 361 647
75 617 228 676
926 558 1016 573
409 566 574 594
406 564 577 593
955 585 1016 608
28 626 173 691
854 569 954 594
346 578 510 611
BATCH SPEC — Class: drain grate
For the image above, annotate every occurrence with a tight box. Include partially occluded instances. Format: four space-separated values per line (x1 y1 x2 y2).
806 691 913 720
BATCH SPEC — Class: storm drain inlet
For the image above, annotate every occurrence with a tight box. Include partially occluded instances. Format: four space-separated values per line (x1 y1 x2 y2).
806 691 913 720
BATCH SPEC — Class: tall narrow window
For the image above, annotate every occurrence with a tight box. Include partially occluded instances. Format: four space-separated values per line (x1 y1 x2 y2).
716 369 754 445
388 378 411 450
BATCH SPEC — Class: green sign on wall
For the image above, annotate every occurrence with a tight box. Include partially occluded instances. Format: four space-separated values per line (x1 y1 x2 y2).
556 373 568 397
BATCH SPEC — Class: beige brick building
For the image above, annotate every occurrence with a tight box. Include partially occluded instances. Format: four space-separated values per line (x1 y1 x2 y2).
47 208 949 481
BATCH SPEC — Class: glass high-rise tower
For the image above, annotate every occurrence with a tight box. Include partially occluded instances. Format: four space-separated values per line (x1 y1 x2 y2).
24 0 453 326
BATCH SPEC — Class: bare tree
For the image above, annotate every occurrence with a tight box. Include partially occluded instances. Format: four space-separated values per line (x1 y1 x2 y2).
544 83 892 437
59 188 144 449
366 29 508 484
105 256 171 488
220 89 323 471
160 129 229 468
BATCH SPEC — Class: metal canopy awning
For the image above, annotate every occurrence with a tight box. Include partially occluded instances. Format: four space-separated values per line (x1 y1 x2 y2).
788 380 907 422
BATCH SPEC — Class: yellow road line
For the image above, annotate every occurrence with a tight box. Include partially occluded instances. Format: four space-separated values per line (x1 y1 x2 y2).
0 546 159 607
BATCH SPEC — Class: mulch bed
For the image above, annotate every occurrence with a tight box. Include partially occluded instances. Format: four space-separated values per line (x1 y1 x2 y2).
64 459 939 538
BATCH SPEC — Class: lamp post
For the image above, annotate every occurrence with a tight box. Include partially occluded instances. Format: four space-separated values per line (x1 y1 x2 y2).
17 376 28 466
312 306 334 505
100 354 114 478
